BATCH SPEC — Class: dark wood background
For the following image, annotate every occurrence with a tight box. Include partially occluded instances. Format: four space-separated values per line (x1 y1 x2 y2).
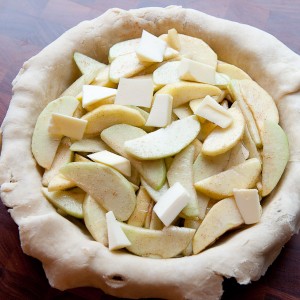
0 1 299 299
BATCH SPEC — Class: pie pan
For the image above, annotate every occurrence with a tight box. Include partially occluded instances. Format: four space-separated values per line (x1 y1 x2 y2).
0 6 300 300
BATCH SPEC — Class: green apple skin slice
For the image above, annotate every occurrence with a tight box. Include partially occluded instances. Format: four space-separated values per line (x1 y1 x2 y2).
42 137 73 186
167 144 199 219
32 96 79 169
83 195 108 246
193 198 244 254
42 187 85 219
81 104 146 136
202 106 245 156
120 223 195 258
60 162 136 221
73 52 106 74
195 158 261 200
101 124 166 190
124 116 200 160
262 121 289 196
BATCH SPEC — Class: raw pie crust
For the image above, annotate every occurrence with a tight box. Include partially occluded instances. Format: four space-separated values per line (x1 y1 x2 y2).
0 6 300 300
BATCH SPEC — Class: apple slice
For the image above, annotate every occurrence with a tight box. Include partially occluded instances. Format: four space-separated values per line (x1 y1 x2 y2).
120 223 195 258
73 52 106 74
48 173 76 192
42 187 85 219
32 96 79 169
83 195 108 246
238 79 279 136
193 197 244 254
243 125 262 163
156 82 222 108
202 106 245 156
60 162 136 221
81 104 146 135
92 65 117 88
109 38 140 62
124 116 200 160
109 52 153 83
127 187 152 227
262 121 289 196
141 178 169 203
167 144 199 218
153 61 181 85
42 137 73 186
217 62 251 80
225 142 246 170
101 124 166 190
195 158 261 200
70 137 110 153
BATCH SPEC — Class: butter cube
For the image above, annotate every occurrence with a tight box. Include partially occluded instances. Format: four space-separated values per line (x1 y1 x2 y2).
136 30 167 62
195 95 232 128
145 94 173 127
178 57 216 84
106 211 131 250
167 28 181 50
115 78 154 108
233 189 262 224
88 150 131 177
153 182 190 226
82 85 117 108
48 113 87 140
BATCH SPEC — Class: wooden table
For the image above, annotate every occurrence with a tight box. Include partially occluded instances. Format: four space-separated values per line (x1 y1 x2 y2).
0 1 299 299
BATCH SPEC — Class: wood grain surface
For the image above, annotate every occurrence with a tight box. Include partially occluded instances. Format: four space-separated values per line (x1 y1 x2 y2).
0 1 299 299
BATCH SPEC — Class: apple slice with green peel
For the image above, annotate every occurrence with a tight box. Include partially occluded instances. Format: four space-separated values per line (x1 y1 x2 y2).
42 187 85 219
83 195 108 246
156 82 222 108
229 81 262 147
225 142 246 170
109 52 154 83
202 106 245 156
262 121 289 196
141 178 169 203
195 158 261 200
70 137 110 153
193 197 244 254
127 105 155 133
60 162 136 221
127 187 152 227
238 79 279 136
217 62 251 80
74 52 106 74
108 38 140 62
61 67 101 97
101 124 166 190
243 125 262 163
124 116 200 160
153 61 181 85
42 137 73 186
81 104 146 136
193 151 231 182
32 96 79 169
120 223 195 258
48 173 76 192
167 144 199 219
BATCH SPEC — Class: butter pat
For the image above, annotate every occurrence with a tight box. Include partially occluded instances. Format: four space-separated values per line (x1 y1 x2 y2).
167 28 181 50
153 182 190 226
145 94 173 127
48 113 87 140
106 211 131 250
88 150 131 177
178 57 216 84
195 95 232 128
115 78 154 108
233 189 262 224
82 85 117 108
136 30 167 62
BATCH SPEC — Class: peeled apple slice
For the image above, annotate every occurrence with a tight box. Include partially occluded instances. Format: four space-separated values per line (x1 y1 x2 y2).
108 38 140 62
60 162 136 221
120 223 196 258
195 158 261 199
124 116 200 160
73 52 106 74
32 96 79 169
217 62 251 80
202 106 245 156
81 104 146 135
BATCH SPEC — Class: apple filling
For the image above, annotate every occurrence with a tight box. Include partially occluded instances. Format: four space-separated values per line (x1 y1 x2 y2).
32 29 289 259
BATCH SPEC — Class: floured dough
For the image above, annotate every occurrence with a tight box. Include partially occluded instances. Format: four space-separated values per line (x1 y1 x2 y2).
0 6 300 300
